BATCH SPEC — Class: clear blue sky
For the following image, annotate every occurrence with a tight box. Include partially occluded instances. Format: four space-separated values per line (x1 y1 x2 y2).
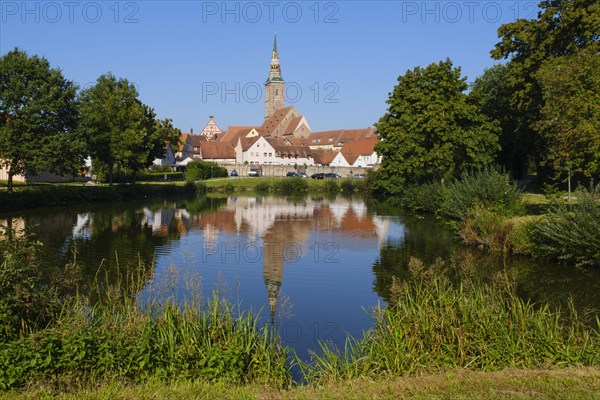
1 1 539 132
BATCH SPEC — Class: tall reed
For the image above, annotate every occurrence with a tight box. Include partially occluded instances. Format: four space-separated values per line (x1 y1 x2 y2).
298 256 600 383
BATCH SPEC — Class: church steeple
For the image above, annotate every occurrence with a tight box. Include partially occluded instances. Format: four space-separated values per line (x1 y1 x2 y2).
265 33 285 121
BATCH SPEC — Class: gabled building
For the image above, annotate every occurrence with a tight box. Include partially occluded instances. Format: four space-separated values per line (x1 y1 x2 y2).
199 116 222 140
175 133 194 161
260 106 312 138
188 134 207 158
337 136 380 167
308 127 376 151
152 144 176 166
311 149 339 166
198 141 236 164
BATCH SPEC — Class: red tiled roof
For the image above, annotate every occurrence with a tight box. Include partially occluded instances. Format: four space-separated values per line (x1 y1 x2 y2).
284 116 303 135
261 106 294 136
199 142 235 159
189 134 207 147
311 150 338 165
218 126 259 143
340 136 378 157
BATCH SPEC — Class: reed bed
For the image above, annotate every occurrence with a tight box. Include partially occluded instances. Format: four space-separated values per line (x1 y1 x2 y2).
298 256 600 383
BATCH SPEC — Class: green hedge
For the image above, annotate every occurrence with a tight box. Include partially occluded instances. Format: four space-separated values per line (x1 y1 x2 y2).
186 161 228 182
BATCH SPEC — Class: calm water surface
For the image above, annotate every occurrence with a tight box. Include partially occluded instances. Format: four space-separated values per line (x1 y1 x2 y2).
2 195 599 358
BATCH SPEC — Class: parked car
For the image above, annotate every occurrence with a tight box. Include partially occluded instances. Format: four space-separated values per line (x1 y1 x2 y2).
298 172 309 178
325 173 342 179
352 173 365 179
311 173 325 179
248 167 261 177
286 171 299 177
230 169 238 177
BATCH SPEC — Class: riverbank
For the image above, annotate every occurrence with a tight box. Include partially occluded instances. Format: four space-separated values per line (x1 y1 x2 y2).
3 367 599 399
0 182 196 212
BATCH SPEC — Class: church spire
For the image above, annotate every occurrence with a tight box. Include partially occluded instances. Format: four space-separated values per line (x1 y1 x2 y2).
270 32 280 70
265 33 285 120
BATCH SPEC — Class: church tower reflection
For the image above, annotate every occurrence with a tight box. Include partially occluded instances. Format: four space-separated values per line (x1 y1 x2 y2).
261 214 311 323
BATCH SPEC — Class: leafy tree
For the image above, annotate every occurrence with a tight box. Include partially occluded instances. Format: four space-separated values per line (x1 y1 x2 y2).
536 47 600 191
79 73 176 184
469 64 524 178
0 48 83 192
491 0 599 178
374 59 500 194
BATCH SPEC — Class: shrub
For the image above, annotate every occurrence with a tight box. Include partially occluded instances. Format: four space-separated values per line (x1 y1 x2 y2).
254 181 270 193
458 204 513 251
402 181 445 214
339 179 354 194
277 177 308 194
442 168 523 221
141 172 184 182
324 179 339 193
0 230 79 341
530 184 600 267
186 161 228 182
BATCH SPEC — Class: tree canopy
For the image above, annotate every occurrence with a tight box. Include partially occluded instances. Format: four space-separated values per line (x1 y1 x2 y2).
536 47 600 181
374 59 500 194
79 73 178 184
490 0 599 178
0 48 83 191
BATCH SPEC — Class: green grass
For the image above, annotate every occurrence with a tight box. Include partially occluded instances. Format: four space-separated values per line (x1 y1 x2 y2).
2 368 599 399
203 177 363 194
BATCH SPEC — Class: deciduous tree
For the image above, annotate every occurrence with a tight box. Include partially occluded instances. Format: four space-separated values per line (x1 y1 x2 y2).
79 73 175 184
0 48 83 192
374 59 500 194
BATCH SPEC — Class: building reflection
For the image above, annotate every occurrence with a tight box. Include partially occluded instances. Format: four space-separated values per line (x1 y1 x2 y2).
1 196 392 317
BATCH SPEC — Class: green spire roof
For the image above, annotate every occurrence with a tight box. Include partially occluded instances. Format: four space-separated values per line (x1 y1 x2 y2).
273 32 278 56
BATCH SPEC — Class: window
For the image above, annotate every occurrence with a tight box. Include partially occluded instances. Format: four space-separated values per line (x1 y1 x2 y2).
264 152 267 157
329 138 333 142
269 152 272 157
275 89 278 95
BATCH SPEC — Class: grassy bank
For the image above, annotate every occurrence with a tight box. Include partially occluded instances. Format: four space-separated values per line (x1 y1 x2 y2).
3 368 599 399
1 230 599 395
0 182 197 212
203 177 365 195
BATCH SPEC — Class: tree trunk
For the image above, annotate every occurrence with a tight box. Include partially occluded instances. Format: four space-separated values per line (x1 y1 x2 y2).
7 171 13 193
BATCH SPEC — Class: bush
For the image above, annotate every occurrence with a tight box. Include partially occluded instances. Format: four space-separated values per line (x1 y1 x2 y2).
0 230 79 341
458 204 513 251
277 177 308 194
402 181 445 214
186 161 228 182
324 179 339 193
442 168 523 221
530 185 600 266
254 181 270 193
340 178 364 194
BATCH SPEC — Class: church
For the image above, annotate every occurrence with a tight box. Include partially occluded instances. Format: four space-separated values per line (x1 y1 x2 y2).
175 35 379 168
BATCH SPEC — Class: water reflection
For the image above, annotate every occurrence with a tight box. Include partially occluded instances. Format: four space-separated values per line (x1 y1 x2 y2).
1 195 599 354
